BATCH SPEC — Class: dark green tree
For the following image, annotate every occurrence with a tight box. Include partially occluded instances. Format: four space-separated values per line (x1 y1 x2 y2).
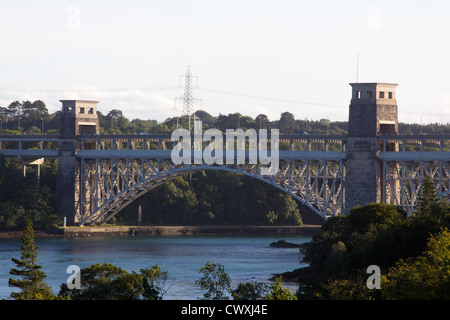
9 219 53 300
8 100 22 118
58 262 169 300
195 261 232 300
255 114 270 129
140 265 170 300
416 175 439 217
381 228 450 299
231 281 269 300
59 262 142 300
278 112 296 134
195 110 216 128
21 100 49 120
265 276 298 300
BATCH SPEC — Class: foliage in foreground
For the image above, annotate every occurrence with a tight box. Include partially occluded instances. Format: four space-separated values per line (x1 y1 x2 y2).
298 176 450 299
8 219 54 300
58 263 169 300
194 261 296 300
380 228 450 299
195 261 232 300
265 277 297 300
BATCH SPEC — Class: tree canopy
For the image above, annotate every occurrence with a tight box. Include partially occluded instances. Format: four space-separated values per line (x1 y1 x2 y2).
9 219 53 300
297 180 450 299
58 262 169 300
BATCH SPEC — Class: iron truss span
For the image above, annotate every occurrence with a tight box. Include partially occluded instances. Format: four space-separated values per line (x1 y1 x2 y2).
379 135 450 214
76 157 346 225
71 135 346 224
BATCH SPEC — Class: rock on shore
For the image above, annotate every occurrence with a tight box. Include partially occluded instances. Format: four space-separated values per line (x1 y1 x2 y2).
269 239 303 248
270 266 317 282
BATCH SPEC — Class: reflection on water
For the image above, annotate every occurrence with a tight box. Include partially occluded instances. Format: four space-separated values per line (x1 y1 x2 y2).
0 235 310 299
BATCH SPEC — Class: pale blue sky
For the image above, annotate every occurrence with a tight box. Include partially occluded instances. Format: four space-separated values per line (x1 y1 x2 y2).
1 0 449 124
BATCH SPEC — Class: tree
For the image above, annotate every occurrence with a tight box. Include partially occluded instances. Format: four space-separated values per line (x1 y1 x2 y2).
216 113 242 131
255 114 269 129
264 276 297 300
195 110 216 128
278 112 296 134
140 265 170 300
107 109 124 121
348 203 407 234
9 219 53 300
22 100 48 119
231 281 269 300
195 261 232 300
8 100 22 118
0 157 58 228
106 109 125 131
416 175 439 217
0 106 12 118
381 228 450 299
58 262 169 300
59 262 141 300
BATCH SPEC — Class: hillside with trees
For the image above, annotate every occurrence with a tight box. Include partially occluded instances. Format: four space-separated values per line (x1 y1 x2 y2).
295 177 450 299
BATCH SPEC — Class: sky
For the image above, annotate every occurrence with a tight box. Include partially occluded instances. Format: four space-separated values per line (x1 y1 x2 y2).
0 0 450 125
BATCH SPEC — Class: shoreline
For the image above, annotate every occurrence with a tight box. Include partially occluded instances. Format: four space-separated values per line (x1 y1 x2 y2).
0 224 321 239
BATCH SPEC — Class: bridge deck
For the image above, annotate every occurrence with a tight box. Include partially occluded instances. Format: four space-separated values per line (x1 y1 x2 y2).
1 134 449 161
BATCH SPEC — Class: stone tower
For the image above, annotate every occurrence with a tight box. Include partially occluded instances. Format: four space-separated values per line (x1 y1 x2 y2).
58 100 100 137
56 100 99 224
344 83 398 214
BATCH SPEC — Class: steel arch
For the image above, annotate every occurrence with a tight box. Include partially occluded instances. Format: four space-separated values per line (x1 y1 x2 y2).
77 158 345 225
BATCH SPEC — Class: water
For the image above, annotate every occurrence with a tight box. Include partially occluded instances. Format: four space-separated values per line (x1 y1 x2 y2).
0 235 311 300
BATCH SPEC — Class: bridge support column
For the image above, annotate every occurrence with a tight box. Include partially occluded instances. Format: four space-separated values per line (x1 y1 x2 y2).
344 83 398 214
56 139 78 224
345 137 381 213
55 100 100 225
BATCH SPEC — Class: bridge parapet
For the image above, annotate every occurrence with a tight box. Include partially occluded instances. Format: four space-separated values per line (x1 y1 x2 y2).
76 134 347 152
0 133 348 153
378 135 450 152
0 134 59 158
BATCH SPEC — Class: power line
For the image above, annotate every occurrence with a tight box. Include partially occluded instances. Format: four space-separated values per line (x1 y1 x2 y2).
0 85 448 120
198 87 347 109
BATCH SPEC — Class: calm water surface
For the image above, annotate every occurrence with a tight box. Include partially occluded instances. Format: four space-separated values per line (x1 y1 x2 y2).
0 235 311 299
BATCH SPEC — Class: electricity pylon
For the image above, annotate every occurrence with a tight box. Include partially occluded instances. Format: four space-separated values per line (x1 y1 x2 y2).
176 66 201 132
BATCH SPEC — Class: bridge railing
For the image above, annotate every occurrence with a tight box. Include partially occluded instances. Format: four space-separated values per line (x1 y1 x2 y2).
3 133 450 161
378 135 450 161
0 133 348 161
76 134 348 151
75 134 348 162
0 134 60 158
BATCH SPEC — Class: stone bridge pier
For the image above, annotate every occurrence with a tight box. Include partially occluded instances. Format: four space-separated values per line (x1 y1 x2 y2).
56 100 100 225
344 83 399 214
